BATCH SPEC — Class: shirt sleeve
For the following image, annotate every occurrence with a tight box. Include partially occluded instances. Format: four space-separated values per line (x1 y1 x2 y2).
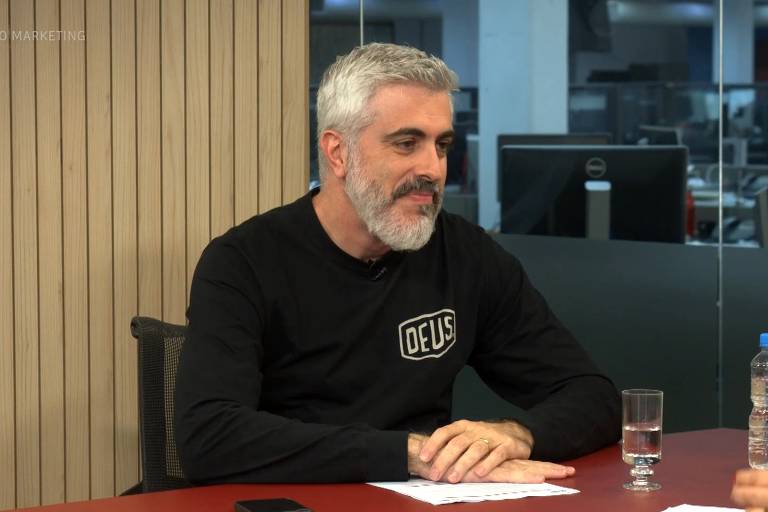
468 235 621 461
174 236 408 484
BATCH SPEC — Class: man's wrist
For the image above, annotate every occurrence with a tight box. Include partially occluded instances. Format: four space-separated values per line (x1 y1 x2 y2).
506 420 534 449
485 418 534 454
407 433 429 476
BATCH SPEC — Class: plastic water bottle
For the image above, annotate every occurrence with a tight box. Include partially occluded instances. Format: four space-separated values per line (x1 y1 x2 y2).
749 333 768 469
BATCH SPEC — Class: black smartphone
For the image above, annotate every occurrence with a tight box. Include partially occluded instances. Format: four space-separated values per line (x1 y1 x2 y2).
234 498 312 512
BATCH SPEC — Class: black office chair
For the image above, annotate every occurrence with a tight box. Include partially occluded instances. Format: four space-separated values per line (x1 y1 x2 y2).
123 316 191 494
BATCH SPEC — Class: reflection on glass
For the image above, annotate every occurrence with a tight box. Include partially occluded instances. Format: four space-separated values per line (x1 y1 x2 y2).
305 1 768 248
566 82 767 247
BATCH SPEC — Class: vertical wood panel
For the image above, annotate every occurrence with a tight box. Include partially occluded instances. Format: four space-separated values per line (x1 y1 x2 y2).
0 0 16 508
3 0 311 506
137 0 162 319
85 0 114 498
282 0 309 203
234 0 258 223
112 0 139 495
210 0 234 237
185 0 210 290
161 0 187 324
257 0 281 213
61 0 90 501
35 0 65 505
10 0 41 506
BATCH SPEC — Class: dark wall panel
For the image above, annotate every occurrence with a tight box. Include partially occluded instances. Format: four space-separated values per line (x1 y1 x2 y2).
722 247 768 429
453 235 719 434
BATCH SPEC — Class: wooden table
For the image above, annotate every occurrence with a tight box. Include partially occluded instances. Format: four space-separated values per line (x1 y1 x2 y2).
11 429 747 512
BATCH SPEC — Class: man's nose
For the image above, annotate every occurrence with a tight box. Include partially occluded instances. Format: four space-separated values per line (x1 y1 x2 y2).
416 145 444 181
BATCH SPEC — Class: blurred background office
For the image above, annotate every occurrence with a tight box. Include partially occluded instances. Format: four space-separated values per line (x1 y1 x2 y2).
308 0 768 463
311 0 768 246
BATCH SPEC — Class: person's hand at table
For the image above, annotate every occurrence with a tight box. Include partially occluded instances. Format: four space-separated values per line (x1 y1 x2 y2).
407 420 575 484
732 468 768 511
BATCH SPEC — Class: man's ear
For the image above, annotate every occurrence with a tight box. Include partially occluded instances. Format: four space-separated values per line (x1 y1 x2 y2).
319 130 349 179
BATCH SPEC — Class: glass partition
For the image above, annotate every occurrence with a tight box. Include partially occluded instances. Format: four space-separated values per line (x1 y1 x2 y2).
312 0 728 248
309 0 727 432
721 0 768 432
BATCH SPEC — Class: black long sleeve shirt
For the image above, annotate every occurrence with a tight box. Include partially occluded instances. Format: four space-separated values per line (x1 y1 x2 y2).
174 189 620 484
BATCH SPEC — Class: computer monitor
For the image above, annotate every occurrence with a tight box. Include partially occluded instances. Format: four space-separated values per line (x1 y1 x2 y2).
637 125 682 146
497 133 613 163
497 133 613 200
500 145 688 243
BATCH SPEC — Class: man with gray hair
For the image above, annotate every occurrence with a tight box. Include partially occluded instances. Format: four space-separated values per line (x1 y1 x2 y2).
175 43 620 485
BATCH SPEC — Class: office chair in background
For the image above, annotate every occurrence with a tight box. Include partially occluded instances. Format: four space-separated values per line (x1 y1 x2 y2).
123 316 190 494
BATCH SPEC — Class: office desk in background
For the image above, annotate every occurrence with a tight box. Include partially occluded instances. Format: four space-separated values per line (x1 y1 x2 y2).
11 429 745 512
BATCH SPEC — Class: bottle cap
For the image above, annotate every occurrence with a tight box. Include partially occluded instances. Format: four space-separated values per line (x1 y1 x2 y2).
761 333 768 347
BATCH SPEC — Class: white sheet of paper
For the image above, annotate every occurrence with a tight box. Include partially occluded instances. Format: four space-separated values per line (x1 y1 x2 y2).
368 479 579 505
660 506 742 512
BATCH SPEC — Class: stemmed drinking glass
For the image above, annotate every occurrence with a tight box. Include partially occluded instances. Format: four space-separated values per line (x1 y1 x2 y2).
622 389 663 491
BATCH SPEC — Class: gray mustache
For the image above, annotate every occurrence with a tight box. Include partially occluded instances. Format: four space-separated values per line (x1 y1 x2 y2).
392 177 439 201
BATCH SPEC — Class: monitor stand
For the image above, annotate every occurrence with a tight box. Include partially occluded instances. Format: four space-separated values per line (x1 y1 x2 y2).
586 180 611 241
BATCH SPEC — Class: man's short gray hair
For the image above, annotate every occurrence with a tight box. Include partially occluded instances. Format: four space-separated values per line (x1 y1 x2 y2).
316 43 459 179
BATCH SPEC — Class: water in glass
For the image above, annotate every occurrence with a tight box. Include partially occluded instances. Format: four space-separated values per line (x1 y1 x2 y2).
622 422 662 465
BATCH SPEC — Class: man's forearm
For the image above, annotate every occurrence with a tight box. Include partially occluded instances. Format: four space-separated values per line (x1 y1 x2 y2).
524 375 620 461
176 400 410 483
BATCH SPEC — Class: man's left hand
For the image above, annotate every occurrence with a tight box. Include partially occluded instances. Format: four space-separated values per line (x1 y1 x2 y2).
418 419 572 483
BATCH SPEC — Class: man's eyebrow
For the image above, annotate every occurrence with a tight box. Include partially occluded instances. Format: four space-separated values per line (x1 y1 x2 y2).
381 128 456 142
382 128 426 142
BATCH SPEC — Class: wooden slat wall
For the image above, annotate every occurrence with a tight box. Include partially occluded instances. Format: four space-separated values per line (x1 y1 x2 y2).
11 0 41 507
0 0 15 508
234 0 259 224
282 0 309 200
61 0 90 502
210 0 234 236
0 0 309 507
36 0 66 505
85 0 115 499
258 0 281 213
112 0 138 498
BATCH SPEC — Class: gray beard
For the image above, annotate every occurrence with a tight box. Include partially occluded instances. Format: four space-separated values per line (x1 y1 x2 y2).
344 153 442 252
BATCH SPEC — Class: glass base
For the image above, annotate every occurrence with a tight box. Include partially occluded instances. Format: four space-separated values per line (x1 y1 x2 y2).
624 462 660 491
624 481 661 492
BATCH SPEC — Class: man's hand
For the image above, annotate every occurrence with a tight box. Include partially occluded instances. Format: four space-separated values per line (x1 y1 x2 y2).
410 420 574 484
420 419 534 483
461 459 574 483
732 468 768 511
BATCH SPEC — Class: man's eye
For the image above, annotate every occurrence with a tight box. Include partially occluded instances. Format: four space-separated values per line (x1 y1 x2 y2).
396 140 416 151
437 140 454 154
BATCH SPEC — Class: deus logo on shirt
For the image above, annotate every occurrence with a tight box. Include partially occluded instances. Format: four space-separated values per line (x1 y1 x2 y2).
398 308 457 361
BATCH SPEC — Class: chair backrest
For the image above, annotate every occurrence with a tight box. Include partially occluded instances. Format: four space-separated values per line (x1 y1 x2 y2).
131 316 191 492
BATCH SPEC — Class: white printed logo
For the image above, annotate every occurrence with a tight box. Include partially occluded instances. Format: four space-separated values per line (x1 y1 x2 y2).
398 308 456 361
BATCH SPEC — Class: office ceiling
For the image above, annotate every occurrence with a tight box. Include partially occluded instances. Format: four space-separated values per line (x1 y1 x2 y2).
312 1 768 25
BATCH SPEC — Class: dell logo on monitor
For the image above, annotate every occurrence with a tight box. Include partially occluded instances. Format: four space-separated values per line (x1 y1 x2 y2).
585 157 607 178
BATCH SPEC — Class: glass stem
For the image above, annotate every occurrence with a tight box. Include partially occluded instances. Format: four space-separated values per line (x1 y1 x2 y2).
631 464 654 486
